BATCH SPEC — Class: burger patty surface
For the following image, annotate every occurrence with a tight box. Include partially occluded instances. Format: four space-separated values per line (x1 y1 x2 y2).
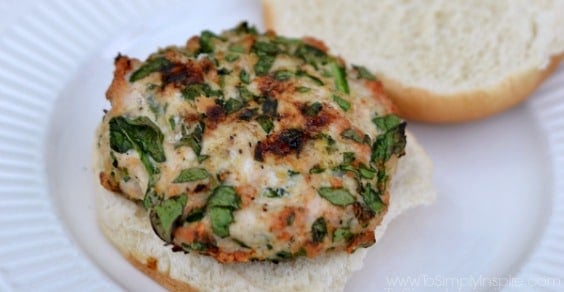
97 23 407 263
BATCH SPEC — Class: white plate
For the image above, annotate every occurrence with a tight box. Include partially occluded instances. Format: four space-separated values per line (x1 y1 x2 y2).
1 0 563 291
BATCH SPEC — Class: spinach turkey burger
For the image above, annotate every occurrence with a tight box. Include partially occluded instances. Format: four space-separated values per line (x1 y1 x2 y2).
95 23 436 290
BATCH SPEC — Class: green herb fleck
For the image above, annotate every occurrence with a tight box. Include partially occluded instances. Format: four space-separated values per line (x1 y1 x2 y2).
330 62 349 94
317 187 355 206
256 115 274 134
358 164 376 179
240 69 251 84
225 54 239 62
199 30 221 54
296 70 324 86
228 44 246 53
309 165 325 174
173 168 209 183
372 114 402 132
288 170 300 176
302 102 323 116
238 86 254 101
181 84 204 100
361 184 385 213
296 86 311 93
342 152 355 165
274 70 293 81
371 120 406 163
109 116 166 180
207 185 240 209
311 217 327 243
129 57 171 82
209 207 233 238
185 207 205 222
263 187 287 198
353 65 376 80
333 228 353 243
149 194 187 242
253 41 279 56
254 55 275 76
223 98 245 114
207 185 240 238
175 122 205 156
333 94 351 111
341 128 364 143
197 154 209 163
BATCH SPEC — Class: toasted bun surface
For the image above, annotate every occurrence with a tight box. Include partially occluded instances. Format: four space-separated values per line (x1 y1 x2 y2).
263 0 564 122
95 132 436 291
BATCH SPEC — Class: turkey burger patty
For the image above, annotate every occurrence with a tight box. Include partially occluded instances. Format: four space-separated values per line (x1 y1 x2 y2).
97 22 407 263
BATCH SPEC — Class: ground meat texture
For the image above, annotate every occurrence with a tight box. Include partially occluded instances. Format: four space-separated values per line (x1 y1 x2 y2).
97 22 406 263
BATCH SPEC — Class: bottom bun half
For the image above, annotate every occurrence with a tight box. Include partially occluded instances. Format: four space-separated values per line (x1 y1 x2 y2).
95 132 436 292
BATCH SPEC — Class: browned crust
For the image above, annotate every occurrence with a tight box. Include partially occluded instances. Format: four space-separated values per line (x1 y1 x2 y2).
379 54 563 123
126 254 198 292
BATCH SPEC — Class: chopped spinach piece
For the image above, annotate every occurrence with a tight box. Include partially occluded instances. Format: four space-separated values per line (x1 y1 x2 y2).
274 70 293 81
168 116 176 130
296 86 311 93
254 55 275 76
182 241 208 251
182 84 204 100
225 54 239 62
296 70 324 86
358 163 376 179
309 165 325 174
371 121 407 163
252 41 279 56
361 184 385 213
263 187 287 198
238 86 254 101
353 65 376 80
223 98 245 114
302 102 323 116
207 185 240 209
288 169 300 176
109 116 166 180
143 188 160 209
342 152 355 165
199 30 221 54
311 217 327 243
228 44 246 53
185 207 205 222
150 194 187 242
341 128 364 143
197 154 209 163
240 69 251 84
175 122 205 156
276 250 293 259
333 94 351 112
129 57 172 82
294 43 327 67
333 228 353 243
256 115 274 134
317 187 355 206
207 185 240 237
209 207 233 238
173 168 210 183
330 62 349 94
372 114 402 132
